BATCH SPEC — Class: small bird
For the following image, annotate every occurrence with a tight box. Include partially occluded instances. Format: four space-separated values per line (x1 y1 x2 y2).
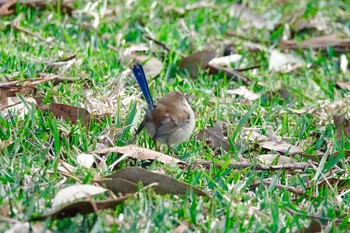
131 62 195 149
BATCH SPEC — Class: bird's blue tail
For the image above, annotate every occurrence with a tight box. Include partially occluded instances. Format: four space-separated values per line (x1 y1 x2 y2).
131 62 155 110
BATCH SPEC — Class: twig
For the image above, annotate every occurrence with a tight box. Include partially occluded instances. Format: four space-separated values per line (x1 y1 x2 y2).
9 22 50 43
0 216 20 224
235 65 261 72
260 180 316 199
199 161 312 171
208 64 251 85
143 34 171 52
286 207 349 224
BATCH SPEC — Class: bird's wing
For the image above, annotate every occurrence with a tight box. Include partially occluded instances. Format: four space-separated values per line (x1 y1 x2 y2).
152 110 190 140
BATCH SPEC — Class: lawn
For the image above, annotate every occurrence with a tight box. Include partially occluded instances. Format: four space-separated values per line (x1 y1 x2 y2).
0 0 350 232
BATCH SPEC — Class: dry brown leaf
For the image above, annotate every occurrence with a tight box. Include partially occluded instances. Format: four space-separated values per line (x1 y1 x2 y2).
105 167 207 196
260 141 303 155
39 103 91 125
31 197 128 221
264 89 293 101
0 85 35 100
258 154 295 165
333 113 350 140
133 55 163 79
179 50 217 77
196 121 230 151
300 219 322 233
18 0 74 16
336 81 350 91
96 178 138 195
269 50 305 73
94 145 183 165
0 0 16 16
280 34 350 53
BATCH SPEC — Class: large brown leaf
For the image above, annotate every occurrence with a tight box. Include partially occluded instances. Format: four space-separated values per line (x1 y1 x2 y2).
179 50 216 77
104 167 207 196
31 197 128 221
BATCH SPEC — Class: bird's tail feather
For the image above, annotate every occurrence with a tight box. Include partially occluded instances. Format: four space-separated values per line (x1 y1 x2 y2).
131 62 155 110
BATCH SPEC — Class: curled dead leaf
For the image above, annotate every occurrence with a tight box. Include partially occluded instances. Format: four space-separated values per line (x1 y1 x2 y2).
133 55 163 79
259 141 303 155
333 113 350 140
196 121 230 151
39 103 91 125
179 50 216 77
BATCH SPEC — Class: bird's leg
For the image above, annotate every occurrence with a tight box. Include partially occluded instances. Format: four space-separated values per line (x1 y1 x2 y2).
167 144 177 157
153 140 159 151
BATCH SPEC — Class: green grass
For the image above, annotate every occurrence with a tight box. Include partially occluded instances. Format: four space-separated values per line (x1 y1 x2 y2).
1 0 350 232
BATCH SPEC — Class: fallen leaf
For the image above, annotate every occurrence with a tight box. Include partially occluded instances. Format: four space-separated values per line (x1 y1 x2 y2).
336 81 350 91
196 121 230 151
340 54 348 73
97 178 138 194
0 96 36 119
259 141 303 155
258 154 295 165
179 50 217 77
241 127 267 142
0 0 16 16
227 86 260 101
31 197 128 221
269 50 305 73
280 34 350 53
208 54 242 67
4 222 30 233
333 113 350 140
0 85 34 101
39 103 91 125
134 55 163 79
94 145 183 166
77 153 96 168
105 167 207 196
45 54 76 70
300 219 322 233
172 221 190 233
52 184 108 208
263 88 293 101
